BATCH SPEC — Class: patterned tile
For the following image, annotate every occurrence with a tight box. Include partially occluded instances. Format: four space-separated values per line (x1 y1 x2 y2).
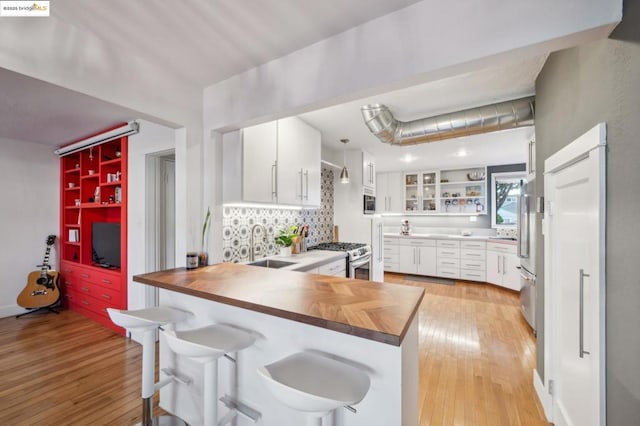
222 167 334 263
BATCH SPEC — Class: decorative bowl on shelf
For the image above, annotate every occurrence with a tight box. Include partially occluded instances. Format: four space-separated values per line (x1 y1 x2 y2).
467 172 485 181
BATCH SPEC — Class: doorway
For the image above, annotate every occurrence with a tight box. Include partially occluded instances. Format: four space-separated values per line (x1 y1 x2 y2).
145 151 176 307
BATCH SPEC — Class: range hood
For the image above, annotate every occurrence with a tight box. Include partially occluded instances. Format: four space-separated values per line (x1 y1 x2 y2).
361 96 534 146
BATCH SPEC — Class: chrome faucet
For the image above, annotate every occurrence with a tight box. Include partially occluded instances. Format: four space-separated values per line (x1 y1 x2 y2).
249 224 268 262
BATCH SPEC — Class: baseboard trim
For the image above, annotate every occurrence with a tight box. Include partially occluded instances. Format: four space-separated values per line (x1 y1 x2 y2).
533 369 553 421
0 304 31 318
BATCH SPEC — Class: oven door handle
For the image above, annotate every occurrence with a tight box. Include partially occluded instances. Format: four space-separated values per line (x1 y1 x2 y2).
350 257 371 268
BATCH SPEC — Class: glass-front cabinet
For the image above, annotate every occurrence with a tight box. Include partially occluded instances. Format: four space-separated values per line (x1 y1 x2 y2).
404 171 438 212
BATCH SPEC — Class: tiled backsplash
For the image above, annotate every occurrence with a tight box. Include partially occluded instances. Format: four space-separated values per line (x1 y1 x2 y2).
222 167 334 263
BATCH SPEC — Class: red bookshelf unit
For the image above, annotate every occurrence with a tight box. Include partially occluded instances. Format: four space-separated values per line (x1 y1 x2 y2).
59 136 128 334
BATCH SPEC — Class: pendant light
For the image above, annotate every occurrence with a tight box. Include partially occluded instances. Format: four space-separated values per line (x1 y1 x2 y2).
339 138 350 184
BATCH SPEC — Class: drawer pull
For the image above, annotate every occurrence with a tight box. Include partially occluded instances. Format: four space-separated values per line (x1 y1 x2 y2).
81 273 90 279
442 251 455 255
442 262 456 265
80 287 90 293
467 253 480 257
81 300 90 306
101 279 112 284
101 294 112 300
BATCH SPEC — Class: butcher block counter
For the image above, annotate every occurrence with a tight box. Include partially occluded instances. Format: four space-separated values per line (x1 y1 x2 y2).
133 262 423 346
132 263 422 425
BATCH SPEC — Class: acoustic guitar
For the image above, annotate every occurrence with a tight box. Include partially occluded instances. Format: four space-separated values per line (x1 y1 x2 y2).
17 235 61 309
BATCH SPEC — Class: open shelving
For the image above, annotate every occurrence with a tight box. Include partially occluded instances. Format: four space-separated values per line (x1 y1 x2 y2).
59 135 128 334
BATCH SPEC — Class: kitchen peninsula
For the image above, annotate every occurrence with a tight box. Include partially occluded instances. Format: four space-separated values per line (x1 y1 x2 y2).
133 263 424 425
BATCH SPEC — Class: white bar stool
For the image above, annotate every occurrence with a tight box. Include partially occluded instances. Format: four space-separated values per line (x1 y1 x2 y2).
161 324 260 426
107 307 192 426
257 352 371 426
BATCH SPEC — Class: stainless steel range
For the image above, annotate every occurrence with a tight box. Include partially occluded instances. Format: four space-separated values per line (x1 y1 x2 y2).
310 242 372 280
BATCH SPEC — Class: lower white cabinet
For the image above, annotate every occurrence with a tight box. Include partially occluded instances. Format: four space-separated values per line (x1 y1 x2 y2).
383 237 400 272
436 240 460 279
459 240 486 282
398 239 436 276
317 258 347 277
486 242 520 290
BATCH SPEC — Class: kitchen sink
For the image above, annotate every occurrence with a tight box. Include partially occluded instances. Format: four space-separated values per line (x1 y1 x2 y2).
247 259 296 269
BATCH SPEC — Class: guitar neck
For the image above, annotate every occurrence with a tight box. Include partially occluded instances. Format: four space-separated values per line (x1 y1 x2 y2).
40 246 52 273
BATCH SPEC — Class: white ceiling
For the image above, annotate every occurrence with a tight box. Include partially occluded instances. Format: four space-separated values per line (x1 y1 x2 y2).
300 54 547 172
0 0 545 160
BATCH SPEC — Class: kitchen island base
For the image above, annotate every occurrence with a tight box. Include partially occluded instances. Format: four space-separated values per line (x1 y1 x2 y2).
156 289 418 426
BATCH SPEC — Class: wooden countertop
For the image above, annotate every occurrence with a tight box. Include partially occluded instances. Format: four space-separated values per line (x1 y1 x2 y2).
133 263 424 346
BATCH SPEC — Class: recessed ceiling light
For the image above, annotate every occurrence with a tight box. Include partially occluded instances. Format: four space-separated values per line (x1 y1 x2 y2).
400 153 417 162
455 149 468 157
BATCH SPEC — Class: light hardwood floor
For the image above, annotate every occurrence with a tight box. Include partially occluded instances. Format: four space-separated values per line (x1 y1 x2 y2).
0 274 548 425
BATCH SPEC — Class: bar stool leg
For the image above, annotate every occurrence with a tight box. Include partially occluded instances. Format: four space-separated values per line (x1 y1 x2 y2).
141 328 155 425
203 359 218 426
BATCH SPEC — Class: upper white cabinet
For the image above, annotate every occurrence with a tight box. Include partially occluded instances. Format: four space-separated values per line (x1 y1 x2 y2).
403 171 437 213
362 151 376 193
240 117 321 207
376 172 403 213
276 117 321 206
242 121 278 203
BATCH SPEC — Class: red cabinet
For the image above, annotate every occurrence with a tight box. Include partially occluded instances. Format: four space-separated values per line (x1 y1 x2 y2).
59 135 128 334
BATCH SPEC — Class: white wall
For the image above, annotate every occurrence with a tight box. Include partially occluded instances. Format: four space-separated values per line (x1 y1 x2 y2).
0 138 59 317
127 120 184 310
203 0 621 131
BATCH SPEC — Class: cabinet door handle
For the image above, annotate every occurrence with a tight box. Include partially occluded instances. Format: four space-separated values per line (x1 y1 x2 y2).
579 269 590 358
497 255 501 274
378 223 383 262
413 248 416 265
101 279 112 284
80 287 90 293
81 300 90 306
298 169 304 200
304 170 309 201
271 163 277 200
101 294 112 300
502 256 506 275
81 273 90 279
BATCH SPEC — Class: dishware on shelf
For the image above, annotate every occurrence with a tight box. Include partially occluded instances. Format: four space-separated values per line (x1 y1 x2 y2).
68 182 75 188
88 169 95 175
467 172 485 181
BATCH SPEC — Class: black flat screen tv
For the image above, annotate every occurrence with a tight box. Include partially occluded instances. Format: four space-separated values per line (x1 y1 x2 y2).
92 222 121 268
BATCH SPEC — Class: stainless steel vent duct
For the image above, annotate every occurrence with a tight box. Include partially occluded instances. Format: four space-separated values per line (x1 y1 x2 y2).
361 96 535 146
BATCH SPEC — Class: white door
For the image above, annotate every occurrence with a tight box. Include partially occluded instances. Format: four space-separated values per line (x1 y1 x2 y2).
398 245 416 274
486 250 502 285
416 246 437 277
544 123 606 426
502 253 521 291
242 121 277 203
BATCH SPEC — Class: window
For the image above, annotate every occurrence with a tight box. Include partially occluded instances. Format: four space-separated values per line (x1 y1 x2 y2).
491 172 525 228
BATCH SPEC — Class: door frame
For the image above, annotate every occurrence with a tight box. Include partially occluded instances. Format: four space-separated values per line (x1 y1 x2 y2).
543 122 606 424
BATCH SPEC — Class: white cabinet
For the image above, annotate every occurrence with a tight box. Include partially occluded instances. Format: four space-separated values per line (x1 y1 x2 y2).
362 151 376 193
486 242 520 290
382 237 400 272
459 240 486 282
317 258 347 277
276 117 321 206
436 239 460 279
240 117 321 206
376 172 403 213
398 238 436 276
242 121 278 203
403 171 437 212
